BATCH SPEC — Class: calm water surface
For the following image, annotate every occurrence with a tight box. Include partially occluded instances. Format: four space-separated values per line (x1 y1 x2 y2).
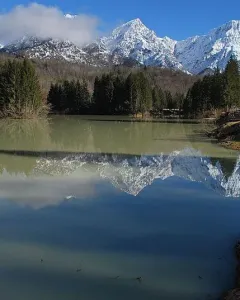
0 116 239 300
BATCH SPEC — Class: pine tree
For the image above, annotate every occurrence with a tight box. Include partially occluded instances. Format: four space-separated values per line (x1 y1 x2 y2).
152 88 162 113
138 72 152 116
47 83 57 111
183 90 192 117
103 74 114 114
113 75 127 113
21 59 43 112
75 80 82 113
224 55 240 110
173 92 185 110
165 91 174 109
189 80 203 117
125 73 139 116
81 79 90 111
92 76 101 113
200 76 212 113
0 59 45 118
210 68 225 109
159 88 166 110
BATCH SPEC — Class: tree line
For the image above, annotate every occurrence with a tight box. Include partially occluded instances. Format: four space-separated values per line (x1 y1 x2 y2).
183 56 240 117
47 71 185 115
48 79 91 114
0 56 188 118
0 55 239 119
48 56 240 117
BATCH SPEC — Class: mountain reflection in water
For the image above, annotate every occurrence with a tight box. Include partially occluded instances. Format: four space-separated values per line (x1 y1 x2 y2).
0 117 240 300
0 148 239 199
0 117 239 201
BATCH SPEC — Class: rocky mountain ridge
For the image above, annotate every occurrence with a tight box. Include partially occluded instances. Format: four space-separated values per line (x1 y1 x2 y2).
1 18 240 74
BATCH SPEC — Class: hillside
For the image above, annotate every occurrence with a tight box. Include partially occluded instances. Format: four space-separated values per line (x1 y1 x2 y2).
0 53 198 96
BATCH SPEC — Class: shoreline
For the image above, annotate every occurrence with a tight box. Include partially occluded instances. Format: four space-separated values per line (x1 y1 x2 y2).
208 120 240 151
220 140 240 151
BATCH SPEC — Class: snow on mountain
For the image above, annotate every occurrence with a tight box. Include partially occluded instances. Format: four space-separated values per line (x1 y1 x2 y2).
175 20 240 74
1 19 240 74
94 18 184 70
2 35 89 63
31 148 240 198
3 36 49 53
224 157 240 197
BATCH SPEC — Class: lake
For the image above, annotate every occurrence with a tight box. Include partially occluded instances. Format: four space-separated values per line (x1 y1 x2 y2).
0 116 239 300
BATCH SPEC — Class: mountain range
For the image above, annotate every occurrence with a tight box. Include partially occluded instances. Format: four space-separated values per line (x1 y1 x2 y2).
31 148 240 198
1 18 240 74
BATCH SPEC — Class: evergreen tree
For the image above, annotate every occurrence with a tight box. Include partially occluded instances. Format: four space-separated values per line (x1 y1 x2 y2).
62 80 73 113
174 92 185 110
75 80 82 113
152 87 165 113
200 76 212 114
92 76 102 113
81 79 90 110
224 55 240 109
47 78 91 114
125 73 139 116
103 74 114 114
183 89 192 117
21 59 43 112
152 88 160 113
138 72 152 116
183 56 240 117
165 91 174 109
159 88 166 110
210 68 225 109
0 60 19 110
47 83 57 111
0 59 45 118
113 75 127 113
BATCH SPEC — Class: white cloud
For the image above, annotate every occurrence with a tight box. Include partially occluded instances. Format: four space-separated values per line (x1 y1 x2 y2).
0 3 100 46
0 175 99 209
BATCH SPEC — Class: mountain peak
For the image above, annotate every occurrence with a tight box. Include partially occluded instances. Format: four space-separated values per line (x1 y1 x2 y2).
2 18 240 74
227 20 240 27
125 18 144 26
227 20 240 32
214 19 240 34
111 18 150 37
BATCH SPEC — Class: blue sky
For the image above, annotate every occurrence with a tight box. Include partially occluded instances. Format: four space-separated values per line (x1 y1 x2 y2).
1 0 240 40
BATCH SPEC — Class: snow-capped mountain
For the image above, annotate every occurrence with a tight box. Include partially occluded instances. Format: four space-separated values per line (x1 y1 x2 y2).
3 36 89 63
92 19 184 70
175 20 240 74
29 148 240 198
1 18 240 74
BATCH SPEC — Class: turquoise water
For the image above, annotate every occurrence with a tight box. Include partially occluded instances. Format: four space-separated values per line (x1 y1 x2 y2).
0 117 239 300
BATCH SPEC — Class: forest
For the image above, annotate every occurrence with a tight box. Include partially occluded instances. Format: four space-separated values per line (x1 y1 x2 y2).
47 71 185 115
183 56 240 117
0 53 239 118
47 55 240 117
